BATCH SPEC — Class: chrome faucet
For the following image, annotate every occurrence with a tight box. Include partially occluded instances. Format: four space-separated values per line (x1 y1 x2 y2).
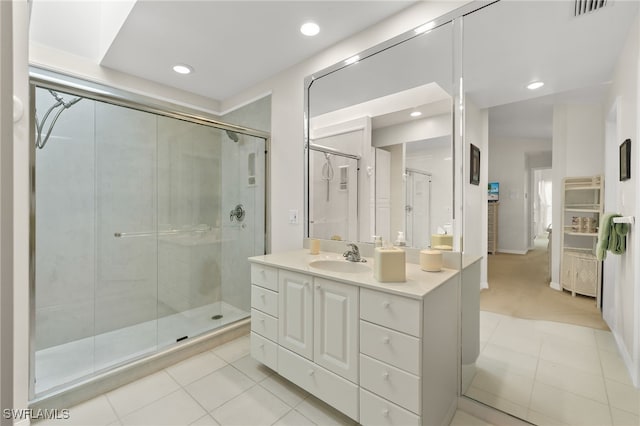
343 243 366 263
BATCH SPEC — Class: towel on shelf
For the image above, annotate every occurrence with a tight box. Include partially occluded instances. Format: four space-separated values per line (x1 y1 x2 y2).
597 213 630 260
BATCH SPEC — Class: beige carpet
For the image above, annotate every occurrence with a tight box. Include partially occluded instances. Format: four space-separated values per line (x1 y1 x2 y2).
481 238 609 331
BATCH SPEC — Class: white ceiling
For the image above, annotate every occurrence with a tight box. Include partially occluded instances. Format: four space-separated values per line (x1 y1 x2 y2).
29 0 416 102
465 0 639 139
29 0 640 140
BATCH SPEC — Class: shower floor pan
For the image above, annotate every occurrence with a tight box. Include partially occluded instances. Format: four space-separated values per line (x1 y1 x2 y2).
34 301 248 395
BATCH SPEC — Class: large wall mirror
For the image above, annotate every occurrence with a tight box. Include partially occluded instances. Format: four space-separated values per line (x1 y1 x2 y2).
460 1 639 425
304 19 455 249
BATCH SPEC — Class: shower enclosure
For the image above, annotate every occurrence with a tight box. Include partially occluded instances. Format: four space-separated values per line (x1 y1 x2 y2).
30 77 268 398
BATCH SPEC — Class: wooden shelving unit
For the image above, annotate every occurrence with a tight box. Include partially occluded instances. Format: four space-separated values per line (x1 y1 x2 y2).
560 175 603 305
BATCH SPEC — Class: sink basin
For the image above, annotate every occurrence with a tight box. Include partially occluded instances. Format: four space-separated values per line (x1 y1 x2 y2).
309 259 370 274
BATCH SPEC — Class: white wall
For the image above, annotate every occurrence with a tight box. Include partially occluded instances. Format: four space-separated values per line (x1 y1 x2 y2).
0 0 15 417
13 0 31 415
605 14 640 387
550 103 604 289
488 137 552 254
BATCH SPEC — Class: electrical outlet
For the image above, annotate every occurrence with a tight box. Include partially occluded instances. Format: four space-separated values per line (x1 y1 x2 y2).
289 209 298 224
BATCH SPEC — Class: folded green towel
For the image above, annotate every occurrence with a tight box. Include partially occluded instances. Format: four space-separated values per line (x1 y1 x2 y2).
597 213 629 260
613 221 630 253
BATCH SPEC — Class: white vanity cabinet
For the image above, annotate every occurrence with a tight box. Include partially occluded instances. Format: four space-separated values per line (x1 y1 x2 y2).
313 277 359 383
276 270 360 420
249 264 279 371
278 270 314 359
249 251 463 426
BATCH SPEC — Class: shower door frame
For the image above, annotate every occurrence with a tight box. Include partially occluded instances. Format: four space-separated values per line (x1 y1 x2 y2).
28 67 271 401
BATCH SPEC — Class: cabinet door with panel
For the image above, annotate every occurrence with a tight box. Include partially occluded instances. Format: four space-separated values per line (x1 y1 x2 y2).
279 270 313 360
313 277 359 383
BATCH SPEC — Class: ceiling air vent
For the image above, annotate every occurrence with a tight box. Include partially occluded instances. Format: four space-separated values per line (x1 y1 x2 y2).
574 0 608 16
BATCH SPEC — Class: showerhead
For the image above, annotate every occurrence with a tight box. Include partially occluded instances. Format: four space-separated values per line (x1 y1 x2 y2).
226 130 239 143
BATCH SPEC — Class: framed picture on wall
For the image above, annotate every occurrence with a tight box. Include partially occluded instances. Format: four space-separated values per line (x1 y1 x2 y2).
470 144 480 185
620 138 631 181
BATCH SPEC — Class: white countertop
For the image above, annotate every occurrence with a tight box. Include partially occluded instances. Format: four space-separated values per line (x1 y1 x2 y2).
249 249 460 299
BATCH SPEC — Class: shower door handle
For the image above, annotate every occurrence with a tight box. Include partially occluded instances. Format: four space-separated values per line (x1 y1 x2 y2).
230 204 246 222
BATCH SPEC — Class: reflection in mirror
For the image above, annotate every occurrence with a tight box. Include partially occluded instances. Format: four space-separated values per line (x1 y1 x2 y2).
306 21 453 248
461 1 639 424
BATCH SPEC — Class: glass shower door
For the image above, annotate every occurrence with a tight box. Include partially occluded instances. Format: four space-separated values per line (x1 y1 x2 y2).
155 123 265 347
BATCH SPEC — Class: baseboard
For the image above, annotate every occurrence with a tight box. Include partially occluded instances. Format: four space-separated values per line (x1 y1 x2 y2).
549 281 562 291
611 328 639 388
497 249 528 255
480 281 489 290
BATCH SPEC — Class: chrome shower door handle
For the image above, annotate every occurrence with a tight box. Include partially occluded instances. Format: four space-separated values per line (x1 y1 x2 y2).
230 204 246 222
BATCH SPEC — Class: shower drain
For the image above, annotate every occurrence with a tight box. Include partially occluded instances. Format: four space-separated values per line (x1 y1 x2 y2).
211 314 223 320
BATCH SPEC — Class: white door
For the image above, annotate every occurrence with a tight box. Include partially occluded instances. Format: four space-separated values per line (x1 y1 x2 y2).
313 278 359 382
279 270 313 359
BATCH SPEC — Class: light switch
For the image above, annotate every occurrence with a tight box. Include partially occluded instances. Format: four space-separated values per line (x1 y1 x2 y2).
289 209 298 224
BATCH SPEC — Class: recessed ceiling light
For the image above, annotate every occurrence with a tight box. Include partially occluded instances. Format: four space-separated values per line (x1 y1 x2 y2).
410 111 422 117
415 22 435 34
173 64 193 75
527 81 544 90
345 55 360 65
300 22 320 36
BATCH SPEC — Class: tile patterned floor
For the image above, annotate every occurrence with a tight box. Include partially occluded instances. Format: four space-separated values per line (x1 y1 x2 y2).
33 334 488 426
464 311 640 426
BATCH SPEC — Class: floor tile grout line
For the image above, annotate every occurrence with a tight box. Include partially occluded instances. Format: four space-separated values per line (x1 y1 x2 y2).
103 369 184 422
103 393 123 424
116 387 191 425
256 376 310 411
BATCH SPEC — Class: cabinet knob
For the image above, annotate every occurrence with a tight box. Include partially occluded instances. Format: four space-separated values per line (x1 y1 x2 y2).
308 369 314 376
304 281 310 288
260 293 265 299
259 344 264 349
382 409 389 417
382 371 389 380
260 269 266 275
382 336 390 344
382 301 390 309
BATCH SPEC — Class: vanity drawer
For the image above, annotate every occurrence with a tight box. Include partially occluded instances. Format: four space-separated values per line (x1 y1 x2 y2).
250 332 277 371
360 320 420 375
251 264 278 291
359 389 420 426
251 309 278 342
251 285 278 317
360 288 421 337
360 354 420 414
278 347 358 421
